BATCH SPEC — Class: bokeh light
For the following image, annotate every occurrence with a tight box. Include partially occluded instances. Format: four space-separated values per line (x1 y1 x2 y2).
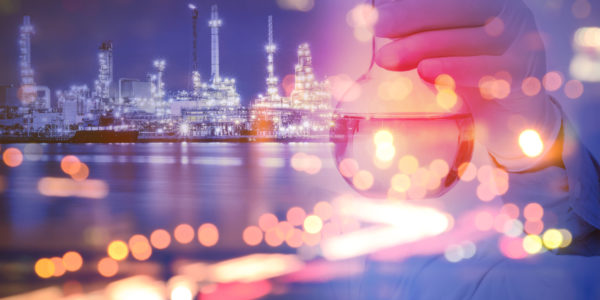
523 202 544 221
522 235 543 254
243 226 263 246
429 159 450 178
61 155 82 175
285 228 304 248
264 228 283 247
171 285 193 300
435 74 455 91
391 173 411 193
503 219 524 237
476 184 496 202
71 162 90 181
34 258 54 279
276 221 293 240
37 177 109 199
338 158 360 178
346 3 378 28
521 77 542 96
559 229 573 248
287 207 307 226
564 79 584 99
62 251 83 272
501 203 520 219
97 257 118 277
398 155 419 174
542 229 563 249
3 147 23 167
352 170 374 191
444 244 464 262
479 76 511 100
23 143 43 161
107 240 129 261
258 213 279 231
198 223 219 247
150 229 171 249
291 153 322 174
303 215 323 234
174 224 195 244
458 162 477 181
436 89 457 110
572 0 591 19
51 257 66 277
542 71 563 92
524 220 544 235
373 130 393 146
519 129 544 157
128 234 152 261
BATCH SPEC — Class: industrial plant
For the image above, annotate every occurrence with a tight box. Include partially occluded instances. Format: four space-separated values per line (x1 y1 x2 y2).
0 4 333 142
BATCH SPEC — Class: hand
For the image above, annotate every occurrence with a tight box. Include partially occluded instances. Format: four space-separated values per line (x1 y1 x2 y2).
374 0 561 171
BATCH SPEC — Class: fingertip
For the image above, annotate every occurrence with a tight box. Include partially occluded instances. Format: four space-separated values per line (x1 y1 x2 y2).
375 47 400 70
417 60 441 83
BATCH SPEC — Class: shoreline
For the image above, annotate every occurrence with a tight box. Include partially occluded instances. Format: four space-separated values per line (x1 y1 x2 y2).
0 136 331 144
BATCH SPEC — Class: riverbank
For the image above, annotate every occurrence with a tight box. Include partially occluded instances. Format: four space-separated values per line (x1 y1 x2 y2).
0 135 331 143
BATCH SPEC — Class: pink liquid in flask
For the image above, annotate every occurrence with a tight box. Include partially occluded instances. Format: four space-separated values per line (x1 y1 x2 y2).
331 112 474 199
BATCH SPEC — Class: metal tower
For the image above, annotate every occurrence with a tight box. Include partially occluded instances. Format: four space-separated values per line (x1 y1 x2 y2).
19 16 36 105
208 4 222 83
189 4 199 72
295 43 314 92
188 4 202 96
265 15 279 100
96 41 113 99
153 59 166 100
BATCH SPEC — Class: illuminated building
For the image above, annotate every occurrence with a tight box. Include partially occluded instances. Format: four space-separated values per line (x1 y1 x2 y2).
18 15 50 109
290 43 331 111
250 39 332 137
56 85 91 126
95 41 114 100
173 4 247 137
19 16 37 106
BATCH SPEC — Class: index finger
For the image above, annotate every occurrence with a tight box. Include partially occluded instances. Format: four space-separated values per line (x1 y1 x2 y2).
374 0 504 38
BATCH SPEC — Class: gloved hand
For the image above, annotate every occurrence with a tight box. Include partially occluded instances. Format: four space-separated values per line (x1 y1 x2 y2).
374 0 562 172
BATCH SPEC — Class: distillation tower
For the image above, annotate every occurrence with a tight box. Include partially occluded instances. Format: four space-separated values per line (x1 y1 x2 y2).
19 16 37 106
189 4 202 96
265 15 280 101
208 4 222 83
96 41 113 100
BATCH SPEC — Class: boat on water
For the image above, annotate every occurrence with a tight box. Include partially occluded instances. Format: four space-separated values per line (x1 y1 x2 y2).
69 130 139 143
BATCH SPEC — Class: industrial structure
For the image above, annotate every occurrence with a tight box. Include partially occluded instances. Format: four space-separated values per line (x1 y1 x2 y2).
250 17 333 138
95 41 114 101
18 16 37 106
1 6 332 141
170 4 246 137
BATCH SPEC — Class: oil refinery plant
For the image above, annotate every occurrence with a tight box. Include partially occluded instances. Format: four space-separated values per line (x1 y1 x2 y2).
0 4 333 142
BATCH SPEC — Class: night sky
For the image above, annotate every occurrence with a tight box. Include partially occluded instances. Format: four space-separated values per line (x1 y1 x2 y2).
0 0 334 105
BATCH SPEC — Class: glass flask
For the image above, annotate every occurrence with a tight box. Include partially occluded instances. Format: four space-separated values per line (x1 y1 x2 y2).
330 0 475 199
